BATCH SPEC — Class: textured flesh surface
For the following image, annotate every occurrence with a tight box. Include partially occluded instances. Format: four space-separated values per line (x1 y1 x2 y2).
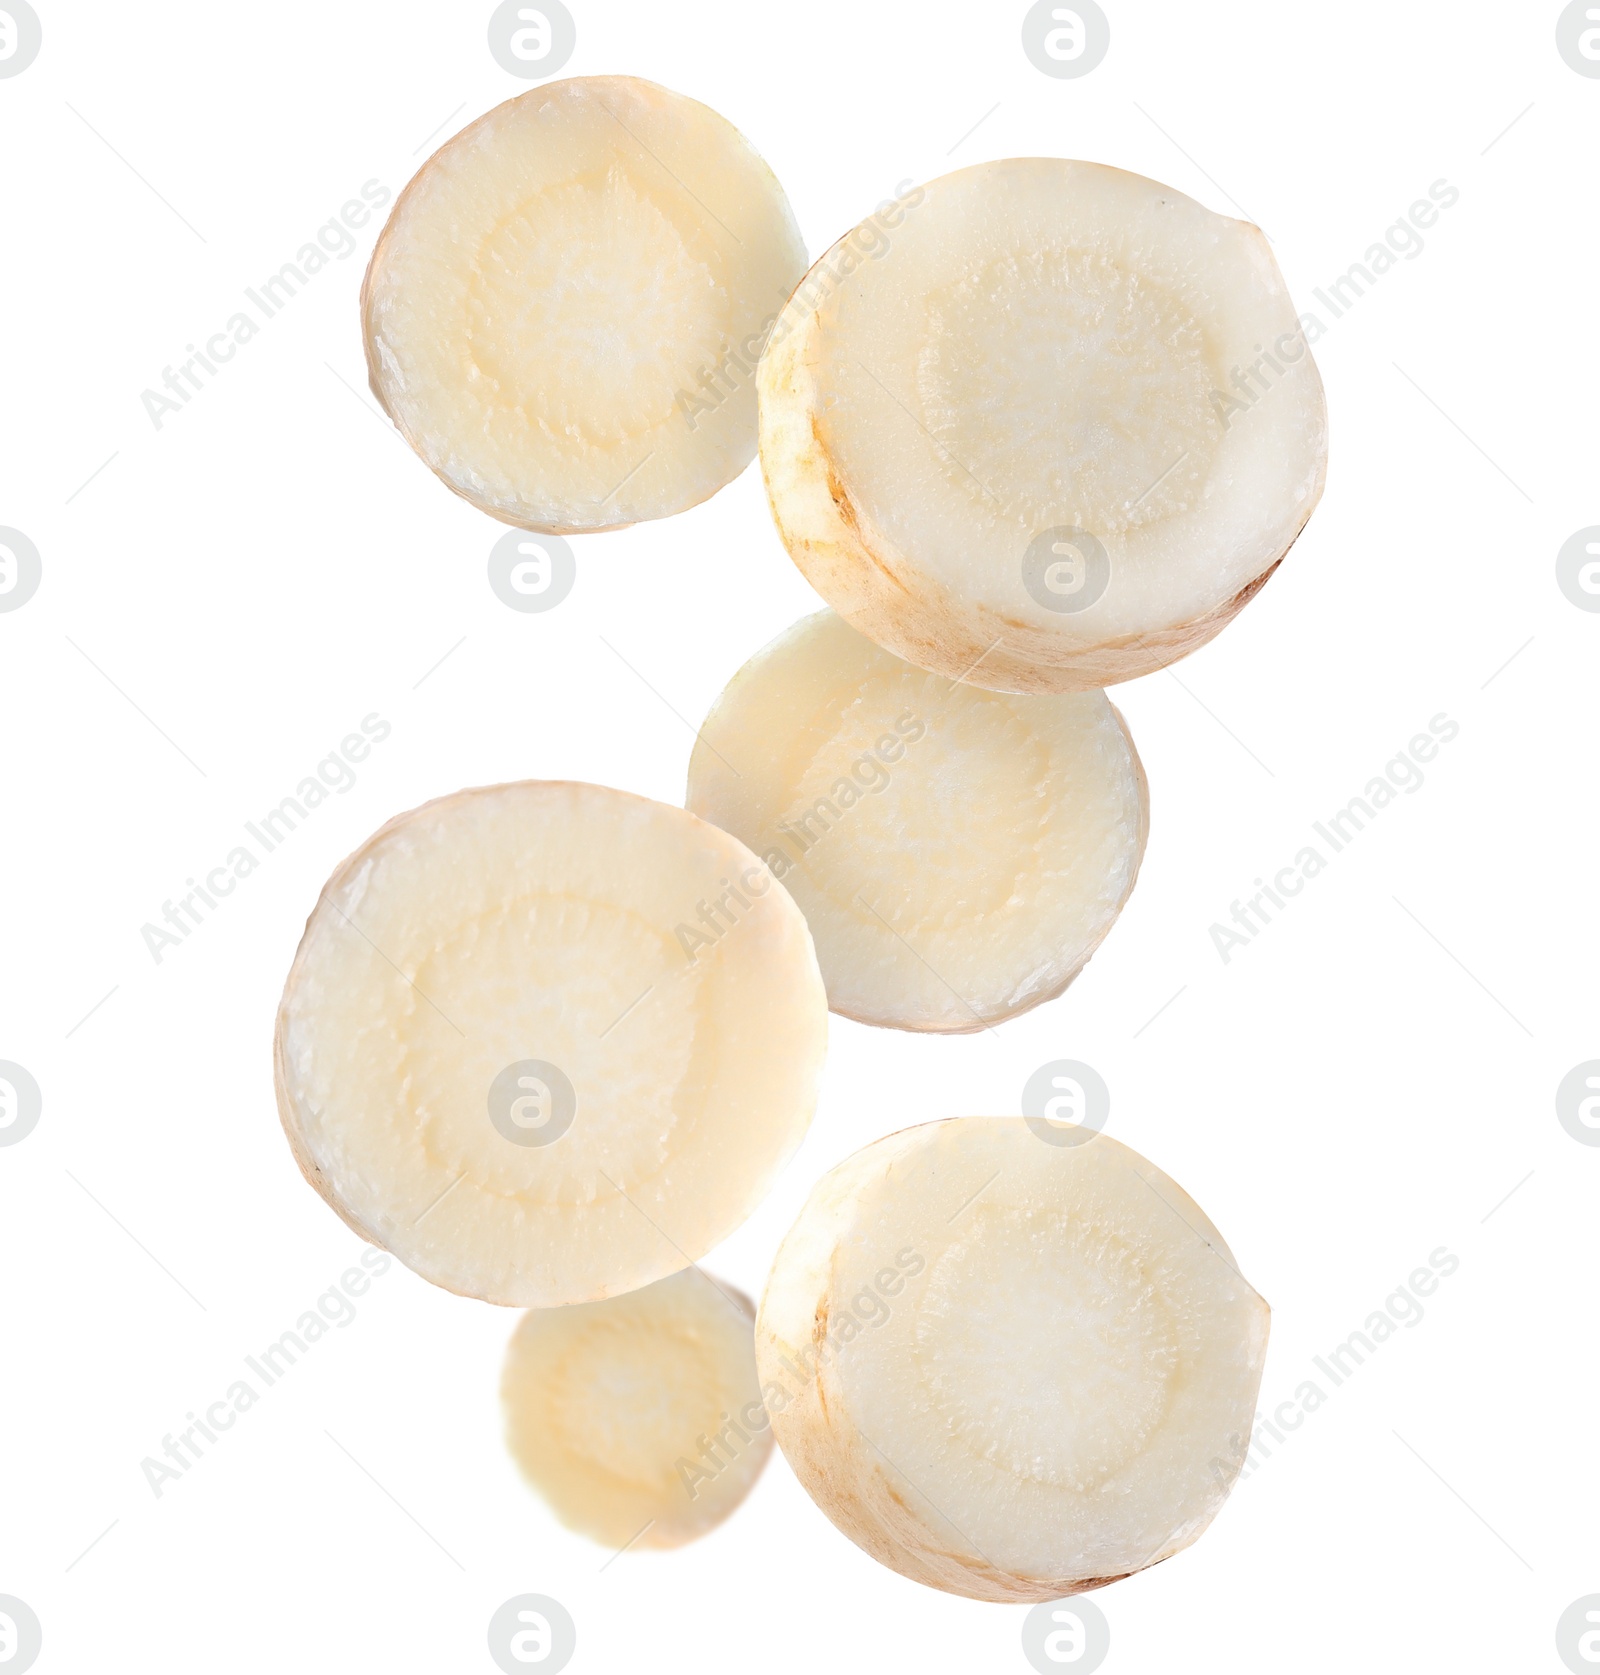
756 1120 1269 1601
363 76 808 532
274 782 827 1307
685 610 1147 1030
502 1269 772 1547
758 159 1328 692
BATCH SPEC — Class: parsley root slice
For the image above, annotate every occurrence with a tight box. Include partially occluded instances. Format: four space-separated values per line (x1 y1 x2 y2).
756 1119 1269 1601
503 1268 772 1549
685 609 1147 1031
274 782 827 1307
363 76 807 533
758 159 1327 692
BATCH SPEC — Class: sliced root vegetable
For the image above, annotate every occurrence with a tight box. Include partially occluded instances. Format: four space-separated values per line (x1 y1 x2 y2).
756 1119 1269 1602
685 609 1147 1031
502 1267 772 1548
363 76 807 533
274 781 827 1308
758 159 1327 693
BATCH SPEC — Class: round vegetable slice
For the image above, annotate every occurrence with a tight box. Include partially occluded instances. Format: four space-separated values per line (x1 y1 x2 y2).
363 76 808 533
756 1119 1269 1601
758 158 1327 692
274 781 827 1307
686 609 1147 1031
502 1268 772 1548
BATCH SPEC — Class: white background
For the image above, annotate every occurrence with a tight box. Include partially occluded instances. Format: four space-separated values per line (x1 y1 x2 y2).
2 2 1596 1671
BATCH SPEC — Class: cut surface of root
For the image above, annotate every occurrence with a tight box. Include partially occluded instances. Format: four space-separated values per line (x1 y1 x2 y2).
503 1268 772 1548
756 1119 1269 1601
686 610 1147 1031
758 159 1327 692
274 781 827 1307
364 76 808 532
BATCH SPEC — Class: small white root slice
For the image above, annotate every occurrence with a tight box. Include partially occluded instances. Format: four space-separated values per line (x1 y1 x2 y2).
502 1268 772 1548
274 781 826 1307
686 610 1148 1031
756 1120 1269 1601
758 159 1328 692
363 76 807 533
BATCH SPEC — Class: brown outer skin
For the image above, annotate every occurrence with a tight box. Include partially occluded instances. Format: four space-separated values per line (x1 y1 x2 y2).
755 1121 1263 1602
360 77 793 537
822 699 1149 1034
756 206 1324 695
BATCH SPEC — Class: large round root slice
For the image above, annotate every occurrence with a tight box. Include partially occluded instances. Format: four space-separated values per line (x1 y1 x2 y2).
502 1268 773 1548
758 159 1328 692
363 76 808 533
756 1119 1269 1602
685 610 1147 1032
273 781 827 1308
